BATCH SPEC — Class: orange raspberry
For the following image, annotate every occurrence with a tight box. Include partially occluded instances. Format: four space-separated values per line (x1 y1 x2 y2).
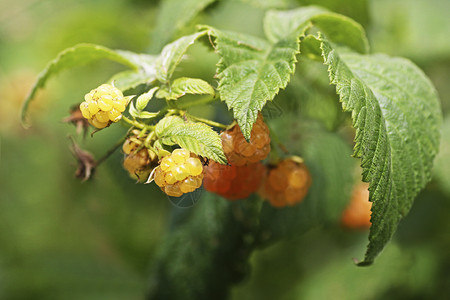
259 158 312 207
153 149 203 197
341 182 372 229
203 161 265 200
221 113 271 166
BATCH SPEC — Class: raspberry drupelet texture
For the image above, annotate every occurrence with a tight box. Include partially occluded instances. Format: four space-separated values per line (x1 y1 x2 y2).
341 182 372 229
221 113 271 166
153 149 203 197
259 158 312 207
203 160 265 200
122 137 157 183
79 84 132 129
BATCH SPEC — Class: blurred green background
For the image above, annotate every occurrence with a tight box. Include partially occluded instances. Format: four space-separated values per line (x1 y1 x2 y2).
1 0 450 299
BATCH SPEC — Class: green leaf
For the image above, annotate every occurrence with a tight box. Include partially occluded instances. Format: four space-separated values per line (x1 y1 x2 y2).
265 6 368 53
155 116 227 164
20 43 154 126
315 35 441 265
128 101 159 120
149 0 216 53
207 26 301 139
308 13 369 54
110 70 155 92
157 77 215 100
209 6 369 139
155 31 208 83
109 52 158 91
263 6 327 42
136 87 158 111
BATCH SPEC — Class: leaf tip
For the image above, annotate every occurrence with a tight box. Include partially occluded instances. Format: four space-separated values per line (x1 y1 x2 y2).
356 259 373 267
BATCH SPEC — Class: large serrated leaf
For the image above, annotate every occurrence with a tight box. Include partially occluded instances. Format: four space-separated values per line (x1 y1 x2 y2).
208 26 301 139
315 35 441 265
155 116 226 164
21 44 154 126
155 31 208 83
210 6 369 140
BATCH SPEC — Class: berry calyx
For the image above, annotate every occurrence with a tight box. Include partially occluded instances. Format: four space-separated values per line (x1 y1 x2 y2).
341 182 372 229
79 84 132 129
203 160 265 200
221 113 271 166
259 158 312 207
153 149 204 197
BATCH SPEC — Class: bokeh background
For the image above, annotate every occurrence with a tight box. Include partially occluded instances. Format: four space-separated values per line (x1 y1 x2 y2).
1 0 450 299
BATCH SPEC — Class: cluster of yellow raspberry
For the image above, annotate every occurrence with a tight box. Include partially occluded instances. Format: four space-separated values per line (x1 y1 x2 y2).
153 149 204 197
79 84 131 128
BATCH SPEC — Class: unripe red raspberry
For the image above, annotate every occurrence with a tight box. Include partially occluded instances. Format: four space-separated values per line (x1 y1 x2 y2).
259 158 312 207
122 136 157 183
341 182 372 229
153 149 204 197
203 161 265 200
221 113 271 166
79 84 132 129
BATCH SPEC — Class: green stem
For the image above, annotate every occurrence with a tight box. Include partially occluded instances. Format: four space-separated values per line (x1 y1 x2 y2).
122 116 155 130
186 113 227 129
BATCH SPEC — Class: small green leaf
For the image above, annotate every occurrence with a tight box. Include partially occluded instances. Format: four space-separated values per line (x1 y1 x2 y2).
155 31 208 83
136 87 158 111
149 0 216 53
21 43 154 126
263 6 327 42
155 116 226 164
158 77 215 100
265 7 369 53
128 101 159 120
314 35 441 265
110 70 155 92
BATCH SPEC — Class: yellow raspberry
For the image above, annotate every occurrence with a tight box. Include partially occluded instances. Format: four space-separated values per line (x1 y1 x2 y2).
153 149 204 197
79 83 132 129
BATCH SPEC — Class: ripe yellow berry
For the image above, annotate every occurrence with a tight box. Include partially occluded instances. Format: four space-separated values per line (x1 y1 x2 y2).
153 149 204 197
79 84 131 129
